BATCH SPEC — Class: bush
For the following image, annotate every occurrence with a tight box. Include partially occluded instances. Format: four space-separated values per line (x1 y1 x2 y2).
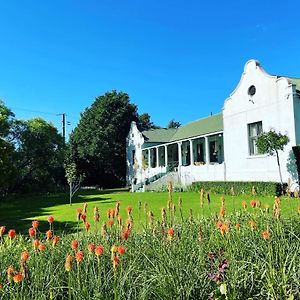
188 181 287 196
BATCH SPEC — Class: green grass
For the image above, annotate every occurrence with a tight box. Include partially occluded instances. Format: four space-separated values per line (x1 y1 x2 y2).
0 189 299 233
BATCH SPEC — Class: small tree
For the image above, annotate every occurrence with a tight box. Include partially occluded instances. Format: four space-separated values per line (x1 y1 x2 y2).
256 130 289 191
65 162 84 205
167 119 181 129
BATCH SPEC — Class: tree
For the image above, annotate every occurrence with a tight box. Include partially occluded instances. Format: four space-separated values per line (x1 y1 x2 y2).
167 119 181 129
65 162 84 205
69 90 138 187
256 130 289 191
137 113 160 131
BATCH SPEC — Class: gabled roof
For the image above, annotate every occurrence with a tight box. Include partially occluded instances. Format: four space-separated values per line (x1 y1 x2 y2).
142 128 177 143
142 113 223 147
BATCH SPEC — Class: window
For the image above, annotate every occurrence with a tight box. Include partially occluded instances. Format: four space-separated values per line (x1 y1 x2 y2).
132 150 135 162
248 121 263 155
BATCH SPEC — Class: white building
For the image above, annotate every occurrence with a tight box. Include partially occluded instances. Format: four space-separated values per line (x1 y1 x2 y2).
126 60 300 191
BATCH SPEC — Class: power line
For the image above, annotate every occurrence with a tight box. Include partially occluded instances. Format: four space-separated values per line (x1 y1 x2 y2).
10 107 59 116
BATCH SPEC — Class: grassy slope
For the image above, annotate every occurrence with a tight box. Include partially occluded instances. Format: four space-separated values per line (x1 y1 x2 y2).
0 189 299 233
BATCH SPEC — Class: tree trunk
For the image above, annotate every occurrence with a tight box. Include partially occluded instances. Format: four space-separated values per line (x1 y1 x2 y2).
69 182 72 206
276 150 284 194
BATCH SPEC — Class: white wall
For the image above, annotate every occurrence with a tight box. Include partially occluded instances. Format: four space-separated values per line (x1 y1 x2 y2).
223 60 297 183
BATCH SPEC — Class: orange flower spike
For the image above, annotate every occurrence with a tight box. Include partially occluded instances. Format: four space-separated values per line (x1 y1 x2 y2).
0 226 6 236
38 243 45 252
84 222 91 232
122 229 131 241
118 246 126 255
235 223 241 230
33 239 39 250
108 219 114 227
219 206 225 218
127 206 132 215
242 201 247 209
75 251 84 264
76 208 82 221
250 200 257 208
83 202 88 214
8 229 16 239
106 209 111 219
216 220 223 229
52 235 60 247
47 215 54 224
46 230 52 241
28 227 36 238
81 213 86 223
20 251 29 263
262 230 270 241
65 255 73 272
111 208 116 219
7 266 15 281
168 228 175 237
88 243 95 253
220 223 229 236
249 220 257 230
112 256 120 270
95 245 104 257
94 207 100 222
32 220 39 229
71 240 79 251
13 272 24 284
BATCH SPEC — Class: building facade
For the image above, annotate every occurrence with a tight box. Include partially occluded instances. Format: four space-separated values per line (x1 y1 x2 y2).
126 60 300 190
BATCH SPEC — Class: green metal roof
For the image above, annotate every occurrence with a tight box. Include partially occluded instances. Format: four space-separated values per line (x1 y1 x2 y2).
287 77 300 91
142 128 177 143
170 113 223 142
142 113 223 146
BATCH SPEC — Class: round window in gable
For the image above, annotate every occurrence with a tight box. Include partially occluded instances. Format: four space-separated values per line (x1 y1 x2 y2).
248 85 256 96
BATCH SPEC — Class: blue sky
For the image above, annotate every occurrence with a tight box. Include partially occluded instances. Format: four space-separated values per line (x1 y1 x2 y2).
0 0 299 136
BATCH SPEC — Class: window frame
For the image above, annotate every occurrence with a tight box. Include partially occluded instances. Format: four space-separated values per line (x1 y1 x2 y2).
248 121 263 156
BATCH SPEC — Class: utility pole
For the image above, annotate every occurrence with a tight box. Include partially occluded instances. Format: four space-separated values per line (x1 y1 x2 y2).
57 113 66 142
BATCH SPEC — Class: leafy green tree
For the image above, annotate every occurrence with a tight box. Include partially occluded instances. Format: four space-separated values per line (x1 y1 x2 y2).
256 130 289 190
137 113 160 131
167 119 181 129
65 162 84 205
69 90 138 187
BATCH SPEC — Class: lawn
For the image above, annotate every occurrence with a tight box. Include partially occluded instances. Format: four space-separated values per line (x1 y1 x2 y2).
0 189 299 233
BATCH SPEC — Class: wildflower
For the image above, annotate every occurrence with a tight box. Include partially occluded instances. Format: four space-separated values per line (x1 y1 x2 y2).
106 209 111 219
52 235 60 246
20 251 29 263
108 219 114 227
101 222 107 238
32 220 39 229
249 220 257 230
216 220 223 229
71 240 79 251
115 201 120 217
0 226 6 236
33 239 39 250
220 195 225 206
122 229 131 241
262 230 270 240
75 251 84 264
38 243 45 252
112 256 120 270
46 230 52 241
168 228 174 237
242 201 247 209
117 215 122 226
8 229 16 239
111 245 118 254
0 283 2 289
84 222 91 232
47 215 54 224
127 206 132 215
65 255 73 272
95 245 104 257
28 227 36 238
250 200 257 208
83 202 88 214
94 207 100 222
76 208 82 221
81 213 86 223
219 206 225 218
7 266 15 281
220 223 229 236
13 273 24 284
198 226 204 241
118 246 126 255
111 208 116 218
88 243 95 253
235 223 241 230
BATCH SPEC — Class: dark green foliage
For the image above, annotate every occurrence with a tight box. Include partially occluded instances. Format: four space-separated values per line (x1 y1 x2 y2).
189 181 287 196
137 113 160 131
69 90 138 187
167 118 181 129
292 146 300 184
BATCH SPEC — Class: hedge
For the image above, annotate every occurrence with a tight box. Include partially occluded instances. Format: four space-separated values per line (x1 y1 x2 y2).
188 181 287 196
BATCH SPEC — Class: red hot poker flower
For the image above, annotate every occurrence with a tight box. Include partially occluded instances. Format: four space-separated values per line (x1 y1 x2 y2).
47 215 54 224
76 208 82 221
20 251 30 262
168 228 175 237
13 273 24 284
32 220 39 229
52 235 60 246
38 243 46 252
33 239 39 250
262 230 270 240
65 255 73 272
46 230 52 241
88 243 95 253
0 226 6 236
84 222 91 232
28 227 36 238
95 245 104 257
76 251 84 264
118 246 126 255
8 229 16 239
250 200 257 208
71 240 79 251
81 214 86 223
108 219 114 227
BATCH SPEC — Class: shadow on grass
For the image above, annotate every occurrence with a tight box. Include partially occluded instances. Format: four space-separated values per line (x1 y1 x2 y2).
0 188 126 234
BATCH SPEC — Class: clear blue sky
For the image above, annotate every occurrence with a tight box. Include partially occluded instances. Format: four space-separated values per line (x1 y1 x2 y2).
0 0 299 136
